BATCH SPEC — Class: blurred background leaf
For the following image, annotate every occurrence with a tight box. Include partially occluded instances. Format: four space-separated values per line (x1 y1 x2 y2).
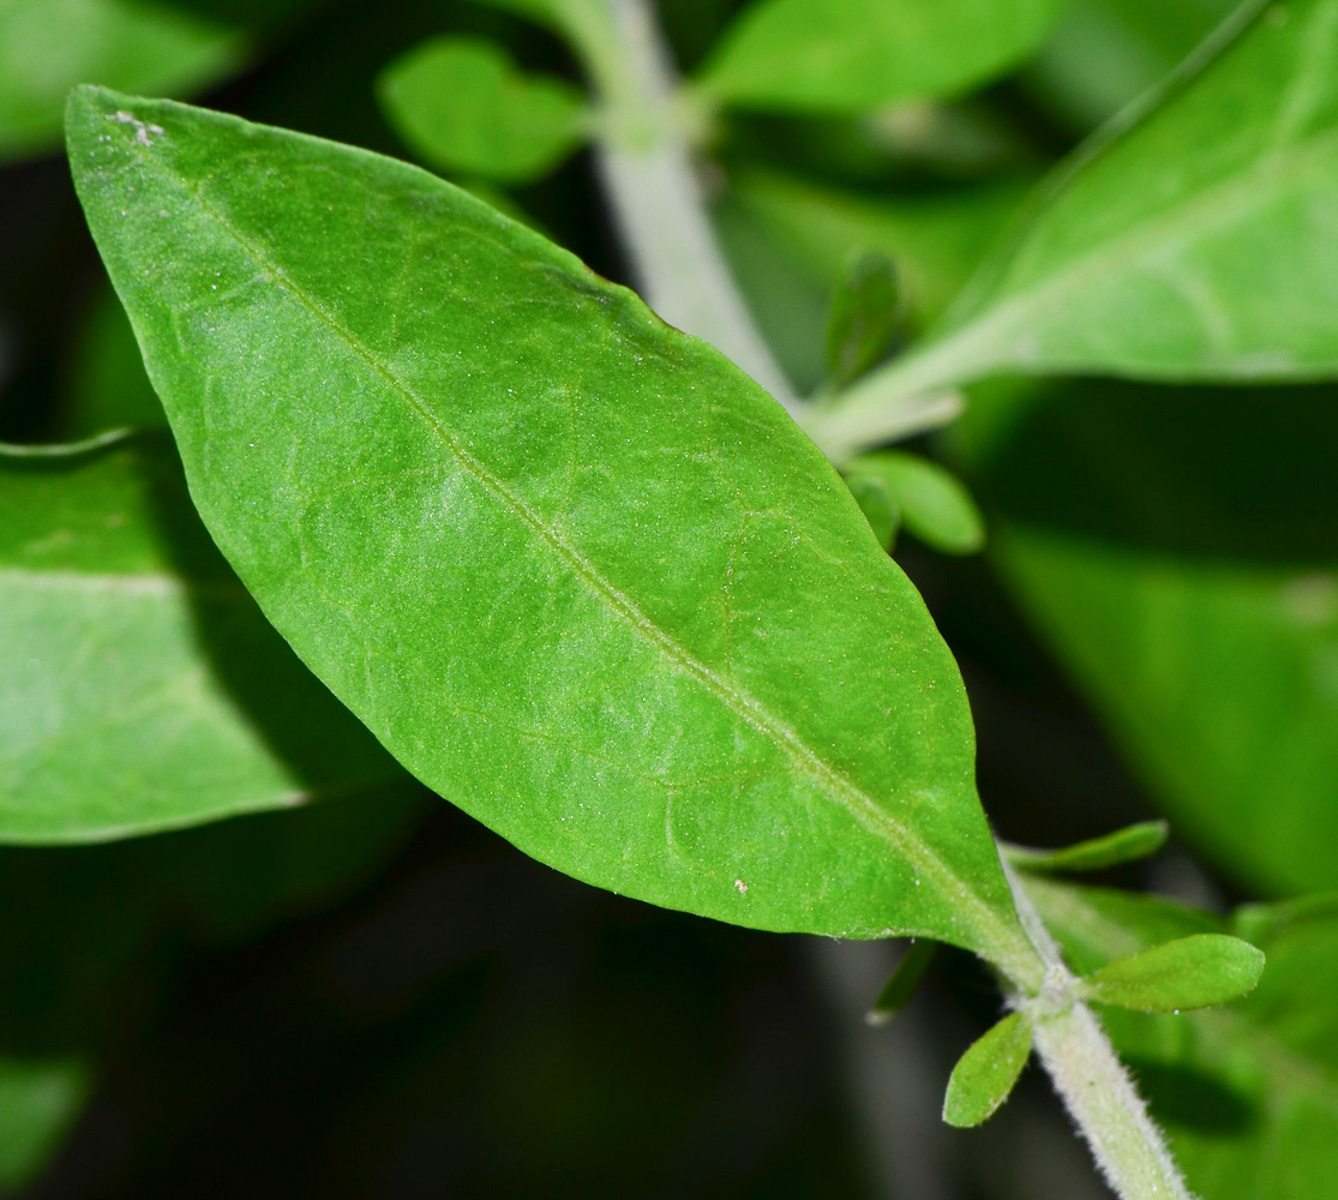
0 437 409 841
1023 0 1238 132
0 0 244 162
59 285 163 437
378 35 588 182
695 0 1069 114
953 379 1338 896
917 0 1338 387
0 1057 90 1195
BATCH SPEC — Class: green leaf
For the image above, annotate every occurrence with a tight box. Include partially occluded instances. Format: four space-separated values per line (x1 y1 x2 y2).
844 452 984 556
825 253 902 391
0 435 404 842
1026 878 1338 1200
66 88 1036 969
1078 933 1265 1012
856 0 1338 399
1233 892 1338 945
866 937 936 1025
378 36 588 184
0 1056 91 1192
955 377 1338 895
1006 819 1169 873
695 0 1069 114
0 0 243 161
942 1010 1034 1127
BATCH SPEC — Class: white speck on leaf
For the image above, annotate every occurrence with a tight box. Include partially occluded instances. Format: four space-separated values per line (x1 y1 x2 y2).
108 110 164 147
734 879 748 894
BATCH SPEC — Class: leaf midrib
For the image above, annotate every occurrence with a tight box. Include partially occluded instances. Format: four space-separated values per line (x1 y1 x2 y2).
127 125 1018 956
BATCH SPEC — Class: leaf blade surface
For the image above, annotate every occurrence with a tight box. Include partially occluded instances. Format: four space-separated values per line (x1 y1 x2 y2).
1079 933 1265 1012
67 88 1032 963
942 1010 1034 1127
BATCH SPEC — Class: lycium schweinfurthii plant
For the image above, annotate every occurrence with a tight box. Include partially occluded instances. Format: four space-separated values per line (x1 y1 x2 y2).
3 0 1337 1193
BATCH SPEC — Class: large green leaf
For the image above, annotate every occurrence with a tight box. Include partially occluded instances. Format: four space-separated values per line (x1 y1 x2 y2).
694 0 1068 114
0 436 404 841
956 378 1338 895
0 0 242 161
833 0 1338 441
66 88 1036 970
1027 878 1338 1200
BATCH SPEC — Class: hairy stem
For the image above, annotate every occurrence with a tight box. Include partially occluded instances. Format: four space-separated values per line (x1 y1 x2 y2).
586 0 800 413
1003 860 1196 1200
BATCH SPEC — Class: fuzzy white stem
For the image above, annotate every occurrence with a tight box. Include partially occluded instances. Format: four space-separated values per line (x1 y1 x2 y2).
1003 860 1196 1200
589 0 800 413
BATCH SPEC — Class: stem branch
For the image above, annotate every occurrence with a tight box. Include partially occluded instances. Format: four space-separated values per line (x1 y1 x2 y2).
801 327 995 464
1003 860 1196 1200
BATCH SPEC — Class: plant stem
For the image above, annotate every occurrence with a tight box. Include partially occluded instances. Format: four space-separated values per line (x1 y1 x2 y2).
585 0 800 414
801 325 997 464
1002 860 1196 1200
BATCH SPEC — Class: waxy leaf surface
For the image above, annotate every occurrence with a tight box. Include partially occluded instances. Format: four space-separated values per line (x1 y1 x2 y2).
68 89 1032 962
0 438 403 841
1027 878 1338 1200
696 0 1067 114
